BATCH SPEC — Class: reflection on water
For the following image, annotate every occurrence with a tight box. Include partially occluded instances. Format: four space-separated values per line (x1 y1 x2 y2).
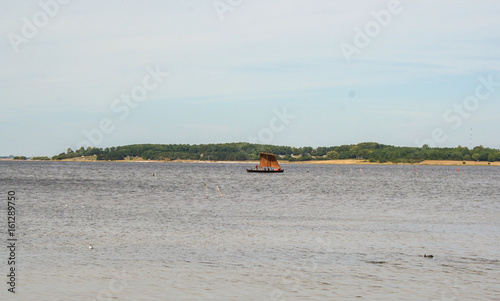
1 161 499 300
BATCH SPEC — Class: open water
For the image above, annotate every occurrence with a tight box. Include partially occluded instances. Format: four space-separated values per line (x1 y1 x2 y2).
1 161 499 300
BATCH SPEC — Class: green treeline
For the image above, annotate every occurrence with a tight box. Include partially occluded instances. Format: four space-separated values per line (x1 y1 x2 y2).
32 156 50 160
51 142 500 163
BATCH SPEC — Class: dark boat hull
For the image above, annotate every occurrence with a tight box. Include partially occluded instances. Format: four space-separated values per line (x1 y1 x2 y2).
246 169 284 173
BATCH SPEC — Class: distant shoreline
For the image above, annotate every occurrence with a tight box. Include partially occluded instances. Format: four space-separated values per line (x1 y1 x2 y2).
294 159 500 166
4 157 499 166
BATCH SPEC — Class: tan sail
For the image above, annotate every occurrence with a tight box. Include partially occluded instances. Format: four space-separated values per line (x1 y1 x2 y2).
259 153 281 169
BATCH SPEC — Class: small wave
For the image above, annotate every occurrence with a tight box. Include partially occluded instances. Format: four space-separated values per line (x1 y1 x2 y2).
366 260 387 264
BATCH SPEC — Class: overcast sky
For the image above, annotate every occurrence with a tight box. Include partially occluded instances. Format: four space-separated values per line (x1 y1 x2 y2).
1 0 499 156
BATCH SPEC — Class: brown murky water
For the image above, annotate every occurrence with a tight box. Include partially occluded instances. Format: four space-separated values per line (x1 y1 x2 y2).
1 161 499 300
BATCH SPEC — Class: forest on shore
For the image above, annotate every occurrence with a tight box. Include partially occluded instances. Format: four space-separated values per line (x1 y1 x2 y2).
37 142 500 163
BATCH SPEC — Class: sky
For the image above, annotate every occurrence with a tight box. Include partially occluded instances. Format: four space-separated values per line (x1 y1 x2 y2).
1 0 499 156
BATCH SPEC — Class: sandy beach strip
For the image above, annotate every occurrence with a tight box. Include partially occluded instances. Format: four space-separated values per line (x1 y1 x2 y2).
9 157 500 166
292 159 500 166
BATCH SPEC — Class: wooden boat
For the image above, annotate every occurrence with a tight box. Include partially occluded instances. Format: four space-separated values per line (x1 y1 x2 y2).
247 152 284 173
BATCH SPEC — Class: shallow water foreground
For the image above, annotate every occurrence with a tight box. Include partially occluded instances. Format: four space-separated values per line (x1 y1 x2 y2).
1 161 499 300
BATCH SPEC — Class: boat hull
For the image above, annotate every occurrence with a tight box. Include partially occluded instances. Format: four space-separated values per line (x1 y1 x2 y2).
246 169 284 173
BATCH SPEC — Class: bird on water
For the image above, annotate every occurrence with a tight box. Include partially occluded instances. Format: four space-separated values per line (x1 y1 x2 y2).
424 254 433 258
89 243 93 250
